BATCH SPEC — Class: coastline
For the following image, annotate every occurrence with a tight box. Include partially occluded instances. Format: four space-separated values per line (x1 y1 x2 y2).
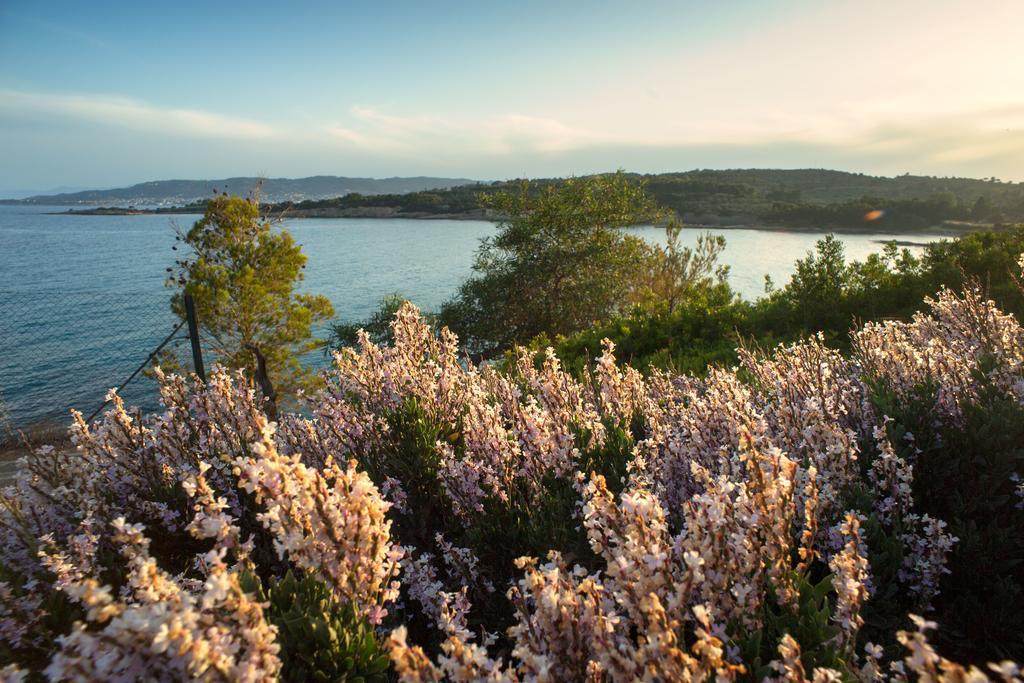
683 221 986 237
49 206 497 221
48 206 997 236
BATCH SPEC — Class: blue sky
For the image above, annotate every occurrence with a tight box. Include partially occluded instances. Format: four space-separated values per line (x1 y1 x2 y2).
1 0 1023 191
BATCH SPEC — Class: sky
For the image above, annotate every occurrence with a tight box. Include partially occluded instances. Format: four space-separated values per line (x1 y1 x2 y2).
1 0 1023 192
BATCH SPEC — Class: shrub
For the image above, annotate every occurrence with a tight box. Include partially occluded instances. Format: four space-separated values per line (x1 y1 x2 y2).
553 227 1024 375
241 571 390 682
868 373 1024 662
2 271 1023 680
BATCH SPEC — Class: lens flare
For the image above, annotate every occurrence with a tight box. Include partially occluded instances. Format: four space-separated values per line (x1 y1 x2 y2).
864 209 885 222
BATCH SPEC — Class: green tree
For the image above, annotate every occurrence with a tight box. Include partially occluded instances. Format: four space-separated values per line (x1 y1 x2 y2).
328 292 419 351
439 173 657 356
638 222 729 313
549 226 1024 376
168 195 334 402
787 234 849 329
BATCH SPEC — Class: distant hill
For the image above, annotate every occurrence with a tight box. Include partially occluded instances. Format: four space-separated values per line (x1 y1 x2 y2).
1 176 479 206
256 169 1024 231
48 169 1024 232
635 168 1021 214
0 185 105 200
632 169 1024 230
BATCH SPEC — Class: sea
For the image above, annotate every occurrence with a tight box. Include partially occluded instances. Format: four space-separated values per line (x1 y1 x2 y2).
0 204 956 433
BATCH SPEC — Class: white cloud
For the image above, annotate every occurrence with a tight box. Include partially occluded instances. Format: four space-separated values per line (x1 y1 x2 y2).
321 107 609 156
802 105 1024 177
313 101 1024 180
2 85 1023 182
488 114 608 153
323 125 372 147
0 89 277 139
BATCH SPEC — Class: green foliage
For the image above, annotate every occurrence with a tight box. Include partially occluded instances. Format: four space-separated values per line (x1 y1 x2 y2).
737 572 852 681
872 380 1024 663
554 227 1024 375
167 194 334 397
329 293 414 351
839 459 919 654
787 234 848 329
775 227 1024 332
764 193 973 230
641 169 1024 226
368 399 458 551
551 281 743 375
635 222 729 314
262 169 1024 229
270 187 488 216
465 418 635 580
465 471 594 588
240 571 390 683
577 417 638 495
359 399 638 641
0 563 83 673
439 173 659 355
368 399 634 576
857 512 914 653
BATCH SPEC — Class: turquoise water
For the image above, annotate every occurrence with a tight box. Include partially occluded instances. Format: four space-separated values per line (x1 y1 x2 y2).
0 205 953 430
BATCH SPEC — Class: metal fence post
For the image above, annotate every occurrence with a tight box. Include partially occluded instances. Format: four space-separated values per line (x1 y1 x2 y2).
184 294 206 382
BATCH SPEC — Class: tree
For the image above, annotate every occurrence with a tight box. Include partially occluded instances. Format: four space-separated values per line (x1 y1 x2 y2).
328 293 418 351
787 234 849 329
439 173 658 356
168 194 334 404
972 195 993 220
638 221 729 313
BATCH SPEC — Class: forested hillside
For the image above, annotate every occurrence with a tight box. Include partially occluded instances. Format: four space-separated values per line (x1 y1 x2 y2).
266 169 1024 231
3 176 477 206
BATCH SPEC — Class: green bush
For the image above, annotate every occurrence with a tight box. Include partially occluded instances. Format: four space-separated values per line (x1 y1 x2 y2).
329 293 427 351
873 381 1024 663
241 571 390 683
554 227 1024 375
0 563 83 673
368 399 461 551
737 572 851 681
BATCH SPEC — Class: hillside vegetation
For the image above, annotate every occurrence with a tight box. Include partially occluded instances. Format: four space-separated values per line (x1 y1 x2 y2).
269 169 1024 231
4 175 477 206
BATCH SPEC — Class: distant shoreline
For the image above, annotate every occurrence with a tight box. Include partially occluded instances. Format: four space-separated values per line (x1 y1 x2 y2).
50 205 994 236
683 221 985 237
50 205 496 222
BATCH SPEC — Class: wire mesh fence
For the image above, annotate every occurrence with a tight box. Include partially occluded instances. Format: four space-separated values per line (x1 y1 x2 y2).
0 289 190 445
0 289 341 448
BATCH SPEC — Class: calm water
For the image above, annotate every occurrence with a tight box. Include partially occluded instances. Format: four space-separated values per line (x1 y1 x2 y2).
0 204 954 430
